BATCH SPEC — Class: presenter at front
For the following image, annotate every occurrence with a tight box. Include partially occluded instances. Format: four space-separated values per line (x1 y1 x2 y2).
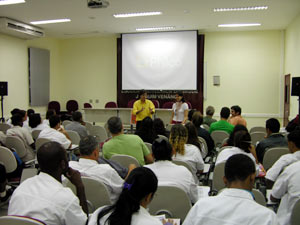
133 90 155 130
170 91 189 124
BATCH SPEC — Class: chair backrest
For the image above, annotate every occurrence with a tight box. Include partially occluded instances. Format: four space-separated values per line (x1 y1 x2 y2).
90 125 108 143
144 142 152 153
31 130 41 140
252 189 266 206
105 101 118 108
162 101 173 109
202 124 210 131
85 121 93 135
218 145 232 154
66 177 111 213
127 99 136 108
35 138 51 151
211 131 230 148
66 130 81 145
5 136 27 158
172 160 193 173
263 147 290 170
110 154 140 167
291 198 300 225
0 146 17 173
66 100 79 113
250 132 266 146
148 185 192 221
157 134 168 141
152 100 160 108
250 126 266 134
212 162 226 191
166 124 174 132
83 103 92 108
48 101 60 114
0 216 46 225
198 136 208 158
0 123 11 134
62 120 72 128
21 168 38 183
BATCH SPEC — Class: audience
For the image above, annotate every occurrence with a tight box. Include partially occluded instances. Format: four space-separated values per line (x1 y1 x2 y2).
18 109 31 132
228 105 247 127
256 118 287 163
169 124 204 176
8 142 88 225
183 154 278 225
65 111 88 139
43 109 56 126
102 117 153 166
223 124 248 146
203 106 217 126
6 108 20 126
153 118 170 138
144 137 198 203
209 107 234 134
285 114 299 132
185 122 206 158
187 109 196 122
29 113 49 131
265 130 300 188
135 116 158 144
0 164 14 203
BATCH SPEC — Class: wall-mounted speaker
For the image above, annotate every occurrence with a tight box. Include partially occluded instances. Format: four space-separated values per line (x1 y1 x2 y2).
291 77 300 96
0 82 8 96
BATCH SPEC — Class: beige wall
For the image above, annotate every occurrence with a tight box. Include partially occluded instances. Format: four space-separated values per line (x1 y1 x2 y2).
285 13 300 119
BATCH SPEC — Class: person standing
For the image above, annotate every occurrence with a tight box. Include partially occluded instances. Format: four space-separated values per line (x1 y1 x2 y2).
170 91 189 124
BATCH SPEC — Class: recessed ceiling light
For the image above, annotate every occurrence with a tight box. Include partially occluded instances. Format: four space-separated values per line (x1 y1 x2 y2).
0 0 25 5
30 19 71 25
114 12 162 18
136 26 175 32
218 23 261 27
214 6 268 12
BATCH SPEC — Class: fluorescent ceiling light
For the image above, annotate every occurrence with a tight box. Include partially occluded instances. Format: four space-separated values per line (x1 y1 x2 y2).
136 26 175 31
218 23 261 27
0 0 25 5
30 19 71 25
114 12 162 18
214 6 268 12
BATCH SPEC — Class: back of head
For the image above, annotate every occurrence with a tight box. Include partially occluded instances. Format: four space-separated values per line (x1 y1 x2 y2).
11 113 23 126
227 125 248 146
185 122 201 150
10 108 20 116
231 105 241 115
29 113 42 128
139 117 153 131
79 135 98 156
72 111 82 122
138 89 147 98
19 110 26 119
37 142 66 174
46 109 56 120
152 137 173 161
153 118 166 135
225 154 256 183
206 106 215 116
169 124 187 155
107 116 122 134
191 111 203 128
266 118 280 133
98 167 158 225
49 115 61 128
188 109 196 121
220 107 230 119
27 109 35 116
234 130 251 153
287 130 300 149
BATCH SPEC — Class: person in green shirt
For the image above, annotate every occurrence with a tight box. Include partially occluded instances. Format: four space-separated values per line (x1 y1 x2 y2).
209 107 234 134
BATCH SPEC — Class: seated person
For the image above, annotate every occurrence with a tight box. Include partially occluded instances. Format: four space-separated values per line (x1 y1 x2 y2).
0 164 14 203
228 105 247 127
102 117 153 166
29 113 49 131
43 109 56 126
222 125 248 147
69 135 135 203
209 107 234 134
256 118 287 163
6 108 20 126
18 109 31 132
153 118 170 138
135 116 158 144
8 142 88 225
38 115 72 149
65 111 88 139
6 113 35 162
144 137 198 203
183 154 278 225
185 122 207 158
203 106 217 127
265 130 300 188
271 160 300 225
169 124 204 176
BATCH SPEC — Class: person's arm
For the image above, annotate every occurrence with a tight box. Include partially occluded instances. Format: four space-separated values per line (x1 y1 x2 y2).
249 145 259 164
145 153 154 164
266 179 275 189
270 194 280 203
182 109 188 124
59 127 72 141
170 111 174 124
124 164 137 180
133 102 144 115
149 101 155 115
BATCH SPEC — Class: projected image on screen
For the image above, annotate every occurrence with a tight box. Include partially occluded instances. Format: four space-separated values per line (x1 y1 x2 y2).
122 31 197 90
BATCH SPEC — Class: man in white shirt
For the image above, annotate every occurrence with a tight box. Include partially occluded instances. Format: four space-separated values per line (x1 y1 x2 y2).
183 154 278 225
271 161 300 225
266 130 300 188
144 137 198 203
38 115 72 149
69 135 133 203
8 142 88 225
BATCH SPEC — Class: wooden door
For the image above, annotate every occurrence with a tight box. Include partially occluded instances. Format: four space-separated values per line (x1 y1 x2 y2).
283 74 291 126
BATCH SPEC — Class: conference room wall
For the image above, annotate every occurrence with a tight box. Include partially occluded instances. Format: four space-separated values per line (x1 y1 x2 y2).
285 13 300 119
203 30 283 128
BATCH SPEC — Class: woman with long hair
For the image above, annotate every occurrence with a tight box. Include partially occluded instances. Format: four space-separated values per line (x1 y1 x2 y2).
223 124 248 147
185 122 206 158
88 167 161 225
135 117 157 144
170 91 189 124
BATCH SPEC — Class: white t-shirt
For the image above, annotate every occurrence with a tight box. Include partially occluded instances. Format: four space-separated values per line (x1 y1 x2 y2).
32 123 49 132
69 158 123 203
8 172 87 225
172 102 189 122
144 160 198 203
38 127 71 149
272 161 300 225
216 146 257 166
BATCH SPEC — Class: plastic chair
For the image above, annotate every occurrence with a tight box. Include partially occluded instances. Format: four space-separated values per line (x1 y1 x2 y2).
144 142 152 153
162 102 173 109
263 147 290 170
66 100 79 114
5 136 27 159
211 131 229 148
0 146 17 173
172 160 193 173
35 138 51 151
62 120 72 128
127 99 136 108
212 161 226 191
31 130 41 140
152 100 160 108
0 216 46 225
0 123 11 134
85 121 93 135
65 177 112 213
291 198 300 225
250 132 266 146
198 136 208 158
250 126 266 134
48 101 61 115
166 124 174 132
202 124 209 131
148 185 192 221
105 101 118 108
65 130 81 145
157 134 168 141
110 154 140 167
20 168 38 183
90 125 108 144
83 103 92 108
252 189 266 206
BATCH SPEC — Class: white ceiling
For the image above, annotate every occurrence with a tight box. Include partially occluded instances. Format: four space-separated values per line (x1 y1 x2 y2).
0 0 300 38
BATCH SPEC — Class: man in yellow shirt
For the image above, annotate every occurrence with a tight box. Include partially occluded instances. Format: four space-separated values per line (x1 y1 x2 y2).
132 90 155 130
